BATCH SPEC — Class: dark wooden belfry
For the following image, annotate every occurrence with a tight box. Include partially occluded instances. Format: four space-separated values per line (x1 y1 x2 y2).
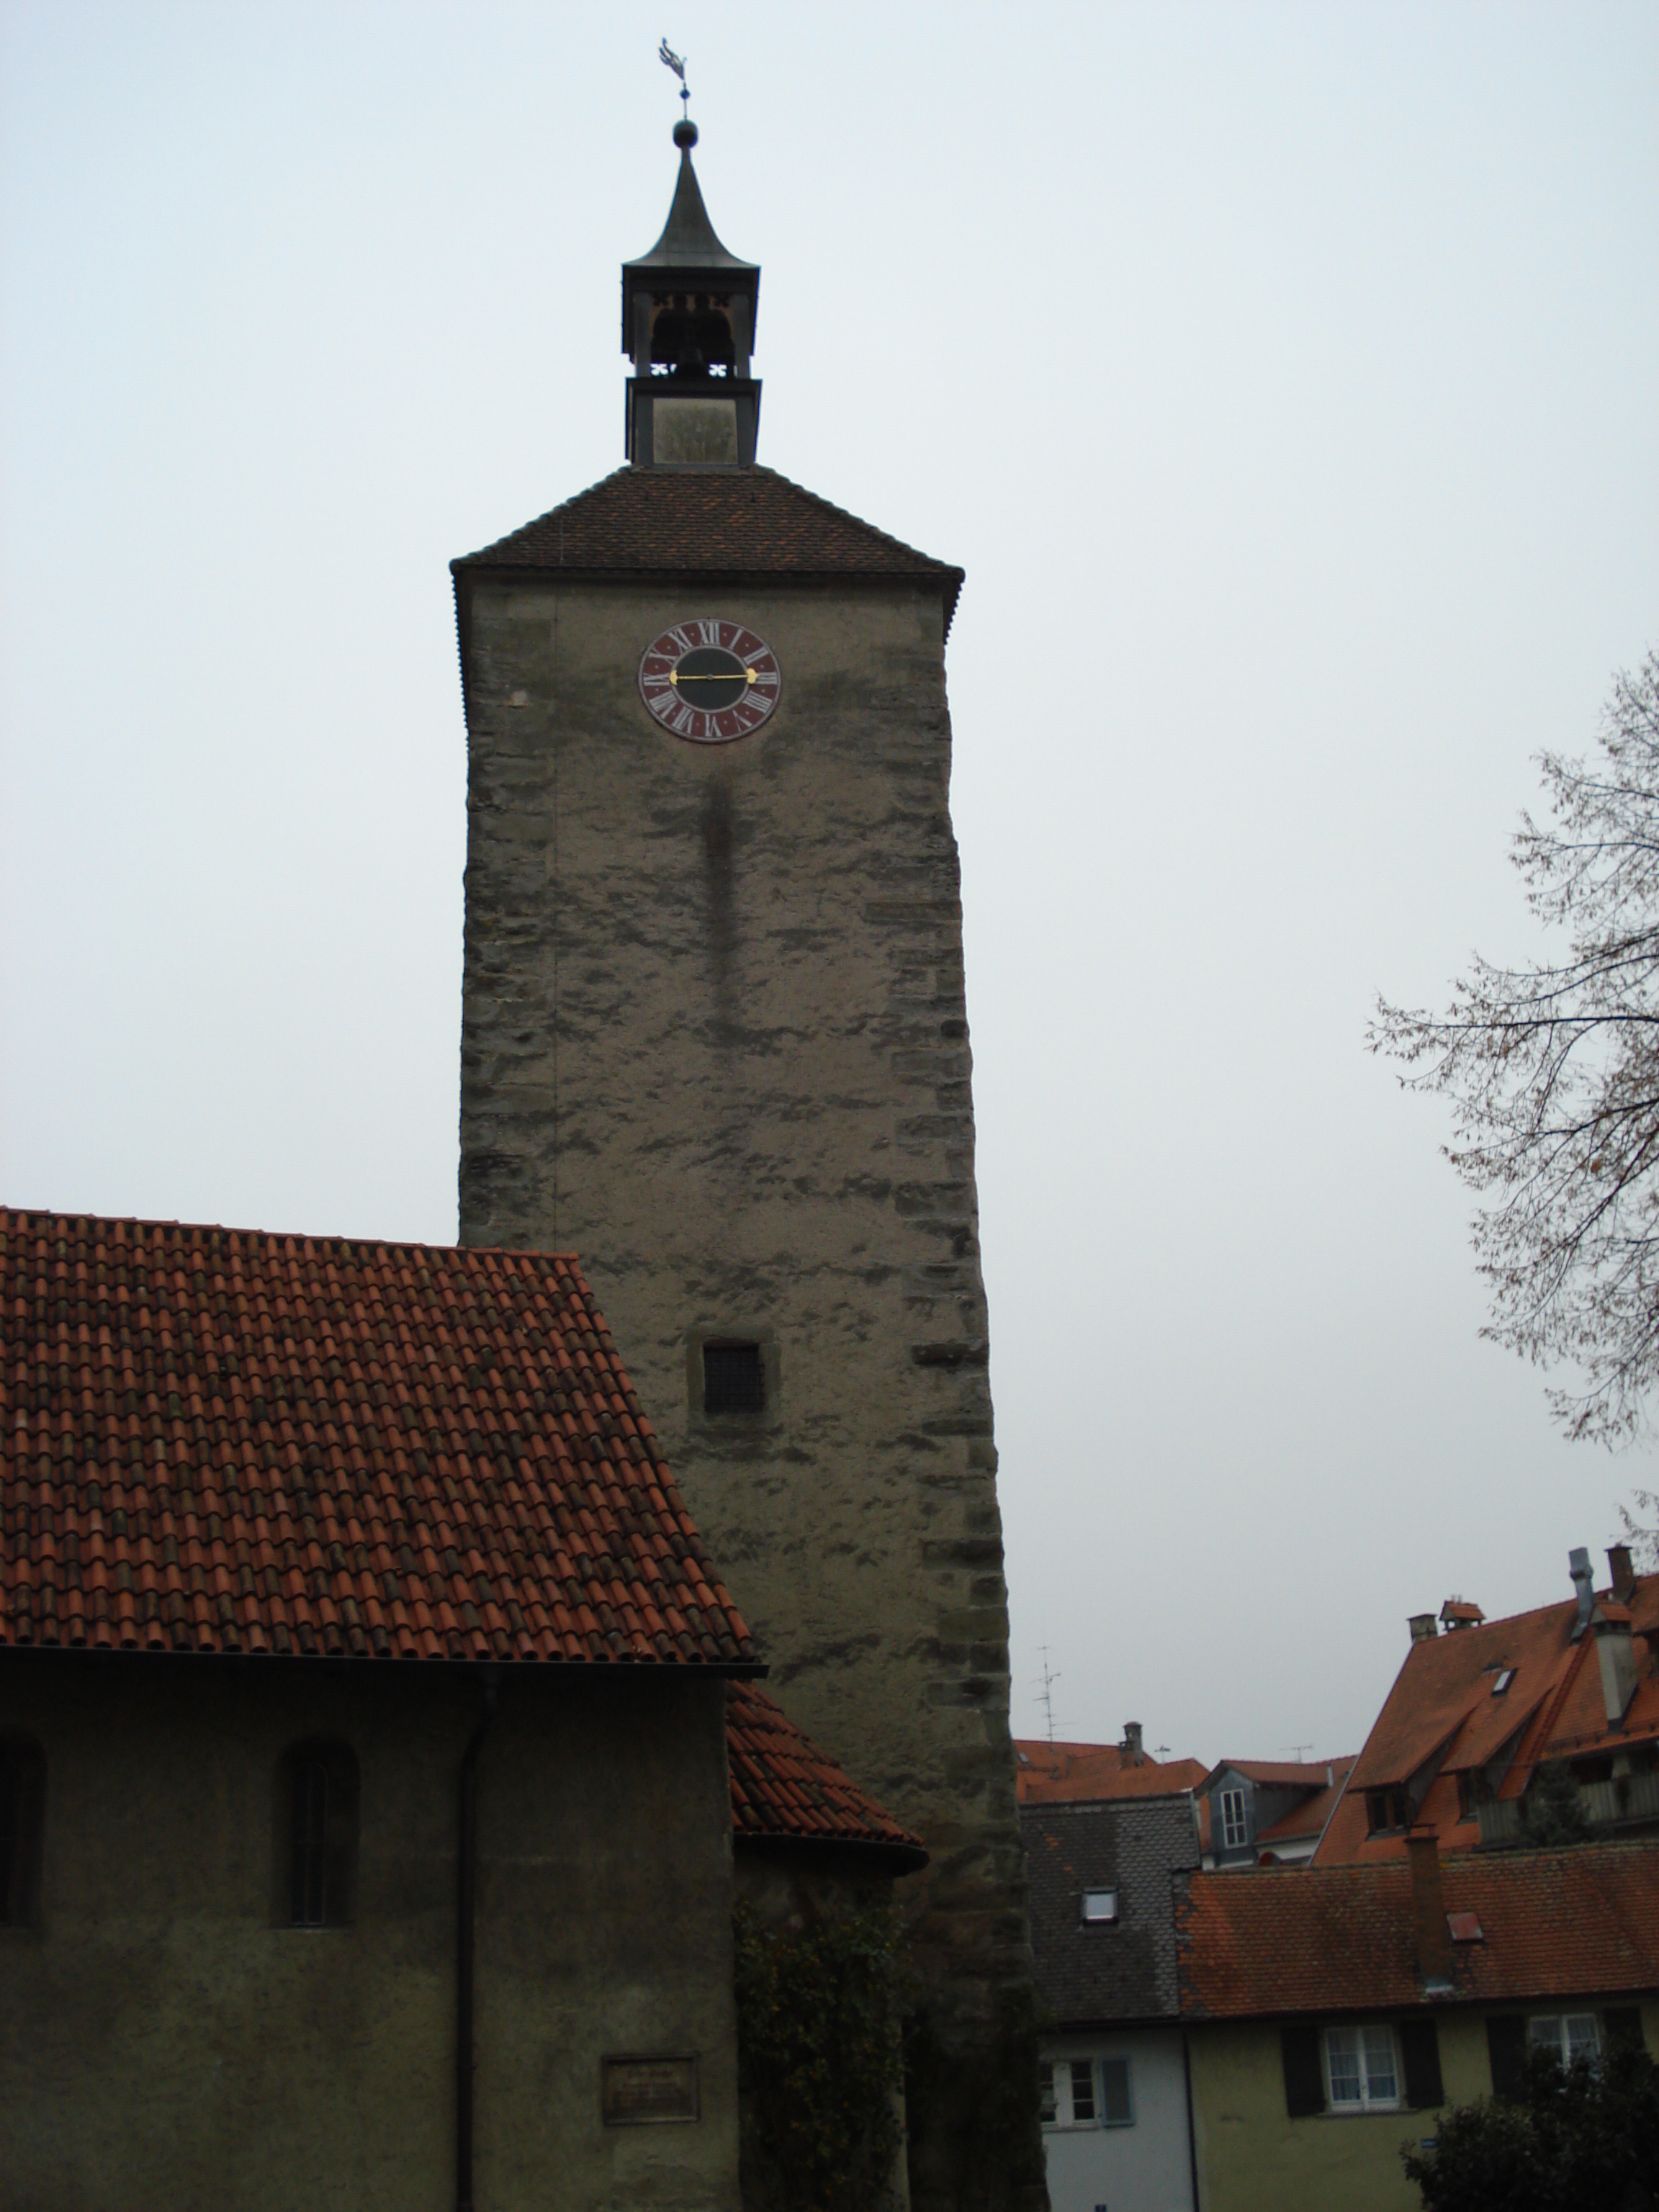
621 119 760 467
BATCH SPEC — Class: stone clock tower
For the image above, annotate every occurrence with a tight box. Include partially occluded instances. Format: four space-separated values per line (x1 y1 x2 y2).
454 119 1043 2211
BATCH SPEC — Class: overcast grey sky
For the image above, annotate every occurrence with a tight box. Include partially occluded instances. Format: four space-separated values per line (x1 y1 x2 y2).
4 1 1656 1763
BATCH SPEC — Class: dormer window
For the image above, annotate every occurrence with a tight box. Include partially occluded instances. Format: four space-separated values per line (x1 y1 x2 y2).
1365 1788 1413 1835
1218 1786 1250 1849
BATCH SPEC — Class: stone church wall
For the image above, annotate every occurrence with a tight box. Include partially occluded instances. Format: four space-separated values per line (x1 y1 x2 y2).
0 1652 739 2212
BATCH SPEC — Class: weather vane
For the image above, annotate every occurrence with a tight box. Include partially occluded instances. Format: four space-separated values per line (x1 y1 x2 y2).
659 40 691 120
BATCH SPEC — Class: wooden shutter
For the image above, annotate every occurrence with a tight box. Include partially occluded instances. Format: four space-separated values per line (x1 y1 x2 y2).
1486 2014 1527 2100
1602 2008 1645 2054
1398 2017 1444 2109
1282 2024 1325 2117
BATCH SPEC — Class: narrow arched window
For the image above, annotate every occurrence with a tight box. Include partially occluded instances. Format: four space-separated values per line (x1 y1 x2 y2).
279 1740 358 1928
0 1734 46 1927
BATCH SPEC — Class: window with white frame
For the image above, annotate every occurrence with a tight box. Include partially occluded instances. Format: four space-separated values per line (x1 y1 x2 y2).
1529 2015 1600 2067
1323 2026 1401 2111
1038 2056 1135 2130
1219 1786 1249 1850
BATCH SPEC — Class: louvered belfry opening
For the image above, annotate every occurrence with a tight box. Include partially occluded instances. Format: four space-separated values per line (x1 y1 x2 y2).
703 1341 764 1415
650 297 735 379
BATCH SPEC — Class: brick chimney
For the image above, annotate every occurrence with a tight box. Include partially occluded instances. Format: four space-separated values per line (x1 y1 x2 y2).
1407 1825 1453 1989
1408 1614 1439 1644
1594 1603 1640 1725
1607 1545 1637 1605
1120 1722 1145 1768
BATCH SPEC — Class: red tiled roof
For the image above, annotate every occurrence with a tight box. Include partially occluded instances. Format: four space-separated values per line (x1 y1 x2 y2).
727 1681 927 1866
1 1210 756 1668
1254 1760 1358 1851
1178 1843 1659 2018
1015 1739 1208 1807
452 465 965 634
1316 1568 1659 1863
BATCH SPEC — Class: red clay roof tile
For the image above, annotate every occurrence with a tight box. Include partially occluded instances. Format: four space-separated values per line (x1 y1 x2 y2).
1178 1843 1659 2018
1 1210 755 1669
1015 1739 1209 1805
726 1680 926 1866
1316 1570 1659 1863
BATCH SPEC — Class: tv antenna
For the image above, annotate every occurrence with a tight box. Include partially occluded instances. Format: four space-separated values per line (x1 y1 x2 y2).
1034 1647 1063 1746
1282 1743 1314 1762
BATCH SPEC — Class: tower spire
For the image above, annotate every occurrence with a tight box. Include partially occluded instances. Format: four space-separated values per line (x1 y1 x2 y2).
620 87 761 467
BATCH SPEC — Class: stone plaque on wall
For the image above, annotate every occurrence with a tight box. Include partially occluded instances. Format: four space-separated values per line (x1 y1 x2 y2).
601 2054 700 2126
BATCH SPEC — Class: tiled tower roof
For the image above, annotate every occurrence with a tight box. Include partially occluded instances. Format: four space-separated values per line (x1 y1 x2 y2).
453 465 964 634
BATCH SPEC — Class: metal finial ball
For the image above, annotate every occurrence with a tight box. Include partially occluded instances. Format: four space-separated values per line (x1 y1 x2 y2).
673 117 698 149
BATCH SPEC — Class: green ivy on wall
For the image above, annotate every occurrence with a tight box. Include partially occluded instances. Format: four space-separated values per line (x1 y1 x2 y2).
733 1899 909 2212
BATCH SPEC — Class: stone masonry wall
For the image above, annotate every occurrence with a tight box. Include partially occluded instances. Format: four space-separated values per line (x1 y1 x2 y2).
457 573 1040 2206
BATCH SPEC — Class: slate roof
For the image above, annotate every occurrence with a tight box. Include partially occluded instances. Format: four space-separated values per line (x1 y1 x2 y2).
727 1680 927 1867
452 466 965 635
1177 1843 1659 2018
1316 1562 1659 1864
1 1209 756 1668
1023 1795 1202 2027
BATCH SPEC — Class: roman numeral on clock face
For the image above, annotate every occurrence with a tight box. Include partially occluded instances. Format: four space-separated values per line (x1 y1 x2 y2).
639 621 783 747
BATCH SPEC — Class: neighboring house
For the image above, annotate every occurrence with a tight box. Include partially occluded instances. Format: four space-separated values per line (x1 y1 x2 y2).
1201 1757 1357 1868
1315 1547 1659 1864
1017 1722 1208 1807
0 1209 921 2211
1176 1833 1659 2212
1023 1791 1202 2212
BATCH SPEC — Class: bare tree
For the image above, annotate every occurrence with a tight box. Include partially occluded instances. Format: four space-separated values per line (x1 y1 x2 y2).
1372 654 1659 1447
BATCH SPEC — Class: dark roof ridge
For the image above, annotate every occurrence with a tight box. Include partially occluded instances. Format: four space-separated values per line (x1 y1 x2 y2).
1 1205 583 1269
453 464 960 575
745 465 958 572
450 465 964 637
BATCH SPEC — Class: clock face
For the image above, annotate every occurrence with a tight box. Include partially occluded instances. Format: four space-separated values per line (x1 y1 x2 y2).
639 619 781 744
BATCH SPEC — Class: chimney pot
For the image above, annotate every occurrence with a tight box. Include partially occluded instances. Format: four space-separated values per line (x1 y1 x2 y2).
1121 1722 1144 1767
1408 1614 1439 1643
1406 1825 1453 1988
1569 1547 1596 1639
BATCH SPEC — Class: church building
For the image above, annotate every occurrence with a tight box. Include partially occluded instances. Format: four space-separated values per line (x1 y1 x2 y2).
453 113 1043 2208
